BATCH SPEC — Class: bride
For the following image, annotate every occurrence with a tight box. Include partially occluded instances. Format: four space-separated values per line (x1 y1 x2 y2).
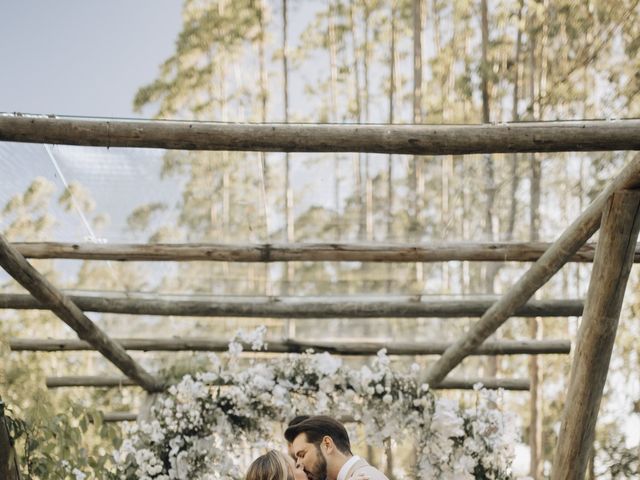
246 450 308 480
245 450 373 480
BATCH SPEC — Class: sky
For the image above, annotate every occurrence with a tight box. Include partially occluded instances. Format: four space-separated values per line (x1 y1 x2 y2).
0 1 352 249
0 1 182 118
0 1 189 285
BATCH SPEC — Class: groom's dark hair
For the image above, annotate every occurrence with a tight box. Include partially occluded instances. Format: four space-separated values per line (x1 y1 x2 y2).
288 415 310 428
284 415 352 455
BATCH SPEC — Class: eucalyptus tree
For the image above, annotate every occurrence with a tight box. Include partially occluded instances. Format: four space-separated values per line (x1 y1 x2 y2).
133 0 273 299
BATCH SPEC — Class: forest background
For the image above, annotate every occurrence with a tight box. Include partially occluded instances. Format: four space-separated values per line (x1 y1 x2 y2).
2 0 640 478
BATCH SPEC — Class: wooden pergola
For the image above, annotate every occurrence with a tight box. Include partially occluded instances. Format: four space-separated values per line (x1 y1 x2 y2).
2 114 640 480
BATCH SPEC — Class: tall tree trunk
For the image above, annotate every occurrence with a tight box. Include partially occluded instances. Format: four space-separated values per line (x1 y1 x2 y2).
386 0 396 291
282 0 294 330
412 0 424 283
500 0 524 384
528 6 544 476
481 0 495 287
480 0 498 377
528 154 543 480
480 0 491 124
412 0 423 125
282 0 292 246
349 0 365 239
387 0 396 238
258 0 270 295
328 0 341 239
363 3 373 240
506 0 524 241
440 1 454 292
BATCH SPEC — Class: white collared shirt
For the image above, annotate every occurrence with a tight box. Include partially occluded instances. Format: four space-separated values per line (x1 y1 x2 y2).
337 455 361 480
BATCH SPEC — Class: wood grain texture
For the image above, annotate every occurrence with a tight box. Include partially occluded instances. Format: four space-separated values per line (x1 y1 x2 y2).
0 293 583 318
551 191 640 480
0 234 162 392
12 241 637 263
2 114 640 154
9 338 571 355
424 154 640 385
45 375 529 390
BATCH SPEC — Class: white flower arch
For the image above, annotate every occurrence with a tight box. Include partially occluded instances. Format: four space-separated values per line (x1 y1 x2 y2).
116 329 519 479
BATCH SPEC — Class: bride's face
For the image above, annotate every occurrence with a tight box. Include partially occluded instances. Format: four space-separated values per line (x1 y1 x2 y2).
286 454 308 480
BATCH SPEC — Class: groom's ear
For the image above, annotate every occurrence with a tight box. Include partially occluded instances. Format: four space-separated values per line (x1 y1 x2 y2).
321 435 335 454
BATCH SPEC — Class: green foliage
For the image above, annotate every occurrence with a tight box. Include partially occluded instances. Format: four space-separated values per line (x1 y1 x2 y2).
15 402 119 479
133 0 264 119
127 202 168 232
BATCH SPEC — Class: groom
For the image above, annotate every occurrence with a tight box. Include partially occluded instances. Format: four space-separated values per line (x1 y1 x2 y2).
284 415 389 480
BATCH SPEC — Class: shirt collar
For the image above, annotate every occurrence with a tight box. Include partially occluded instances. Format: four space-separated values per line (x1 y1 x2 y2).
337 455 361 480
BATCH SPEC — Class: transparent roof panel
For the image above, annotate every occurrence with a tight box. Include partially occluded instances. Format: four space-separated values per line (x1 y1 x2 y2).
1 140 625 302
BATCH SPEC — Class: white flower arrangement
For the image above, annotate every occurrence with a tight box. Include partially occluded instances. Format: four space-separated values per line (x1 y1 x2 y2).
116 328 518 479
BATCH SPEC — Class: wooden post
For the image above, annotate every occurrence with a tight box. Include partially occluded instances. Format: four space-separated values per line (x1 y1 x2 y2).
12 240 640 263
0 233 162 392
2 114 640 155
551 190 640 480
424 155 640 385
0 293 583 318
0 401 21 480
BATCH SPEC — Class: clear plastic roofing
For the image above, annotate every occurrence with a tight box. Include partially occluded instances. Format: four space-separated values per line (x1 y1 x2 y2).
1 139 615 341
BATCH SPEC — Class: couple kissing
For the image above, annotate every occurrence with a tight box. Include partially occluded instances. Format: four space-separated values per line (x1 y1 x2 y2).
246 415 389 480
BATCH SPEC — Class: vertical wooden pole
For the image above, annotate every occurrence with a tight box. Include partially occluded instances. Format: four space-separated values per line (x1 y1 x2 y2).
528 315 543 480
551 190 640 480
0 402 21 480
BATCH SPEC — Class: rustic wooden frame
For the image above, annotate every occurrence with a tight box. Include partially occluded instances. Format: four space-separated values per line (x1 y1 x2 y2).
9 337 571 355
45 375 529 391
0 233 162 392
2 114 640 155
0 293 583 318
3 112 640 474
423 153 640 385
10 240 640 263
551 191 640 479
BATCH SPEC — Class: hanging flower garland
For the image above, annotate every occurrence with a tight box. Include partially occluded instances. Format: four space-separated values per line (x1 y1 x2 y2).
115 328 519 479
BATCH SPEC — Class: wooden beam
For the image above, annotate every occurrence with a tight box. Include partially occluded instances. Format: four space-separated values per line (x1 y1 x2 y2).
46 376 137 388
2 114 640 155
0 233 162 392
423 154 640 385
8 338 571 356
45 375 529 391
0 293 583 318
100 412 361 424
0 402 21 480
435 378 529 391
11 241 638 263
551 190 640 480
103 413 137 423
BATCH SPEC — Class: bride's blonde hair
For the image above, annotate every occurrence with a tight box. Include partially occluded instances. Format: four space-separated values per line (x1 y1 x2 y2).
246 450 294 480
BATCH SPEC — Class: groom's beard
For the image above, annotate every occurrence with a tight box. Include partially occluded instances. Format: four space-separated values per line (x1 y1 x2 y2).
304 446 328 480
